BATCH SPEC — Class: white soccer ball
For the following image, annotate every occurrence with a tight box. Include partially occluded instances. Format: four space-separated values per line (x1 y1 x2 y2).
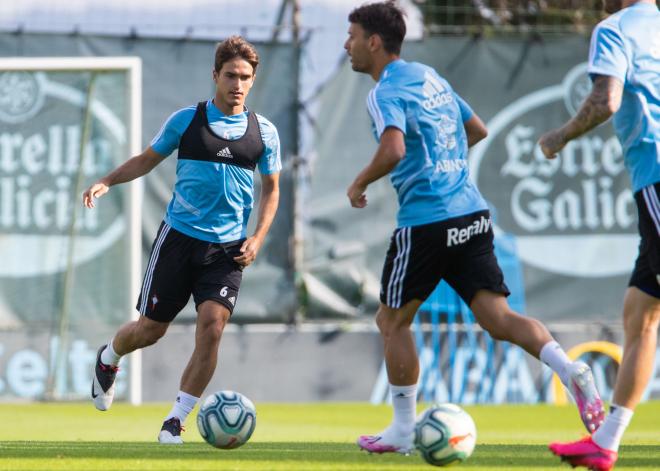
196 390 256 449
414 403 477 466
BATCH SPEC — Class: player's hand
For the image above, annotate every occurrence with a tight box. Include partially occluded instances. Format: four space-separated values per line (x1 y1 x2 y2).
234 236 262 267
538 129 566 160
83 181 110 208
347 181 368 208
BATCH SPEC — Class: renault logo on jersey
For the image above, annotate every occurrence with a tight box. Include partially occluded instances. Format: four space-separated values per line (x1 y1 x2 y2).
469 62 637 277
422 71 454 111
0 70 127 277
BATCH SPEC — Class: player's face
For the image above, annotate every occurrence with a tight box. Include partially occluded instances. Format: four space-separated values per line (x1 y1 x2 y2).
213 58 255 113
344 23 373 73
603 0 622 14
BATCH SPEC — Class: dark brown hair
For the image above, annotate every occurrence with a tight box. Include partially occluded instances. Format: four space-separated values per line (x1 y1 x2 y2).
348 1 406 55
214 35 259 74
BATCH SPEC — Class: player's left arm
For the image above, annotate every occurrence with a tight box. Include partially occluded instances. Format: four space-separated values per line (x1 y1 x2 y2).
234 172 280 267
464 114 488 148
538 75 623 159
455 93 487 147
347 127 405 208
234 118 281 267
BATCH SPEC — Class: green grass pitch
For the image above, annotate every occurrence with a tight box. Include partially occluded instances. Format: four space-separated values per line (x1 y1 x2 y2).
2 401 659 470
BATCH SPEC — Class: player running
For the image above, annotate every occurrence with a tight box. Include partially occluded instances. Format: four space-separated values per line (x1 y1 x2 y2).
344 1 605 455
539 1 660 469
83 36 281 444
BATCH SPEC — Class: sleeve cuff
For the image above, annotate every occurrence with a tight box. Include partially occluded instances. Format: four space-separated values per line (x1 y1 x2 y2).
587 65 625 84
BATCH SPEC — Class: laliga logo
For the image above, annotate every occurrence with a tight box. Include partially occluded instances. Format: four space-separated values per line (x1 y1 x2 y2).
469 63 637 278
0 71 126 278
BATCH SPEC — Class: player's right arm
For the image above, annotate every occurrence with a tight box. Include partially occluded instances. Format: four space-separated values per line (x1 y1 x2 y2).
82 147 166 208
347 127 406 208
83 105 194 208
538 22 626 159
538 75 623 159
348 87 406 208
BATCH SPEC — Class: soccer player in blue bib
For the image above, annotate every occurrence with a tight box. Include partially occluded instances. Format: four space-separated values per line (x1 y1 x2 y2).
539 1 659 469
82 36 281 444
345 1 605 455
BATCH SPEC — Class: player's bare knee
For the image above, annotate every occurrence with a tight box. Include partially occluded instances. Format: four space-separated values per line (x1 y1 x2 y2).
641 319 660 337
376 307 410 337
202 318 227 344
475 310 510 341
483 324 508 342
630 310 660 336
132 317 168 347
623 298 660 335
140 323 168 346
375 310 389 333
196 308 229 345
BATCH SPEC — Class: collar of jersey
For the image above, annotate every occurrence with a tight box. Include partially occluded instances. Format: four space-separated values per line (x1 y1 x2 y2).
207 99 249 120
380 59 406 81
628 2 657 10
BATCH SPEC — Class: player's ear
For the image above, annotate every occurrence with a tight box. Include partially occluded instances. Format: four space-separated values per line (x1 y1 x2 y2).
212 68 218 82
368 33 382 52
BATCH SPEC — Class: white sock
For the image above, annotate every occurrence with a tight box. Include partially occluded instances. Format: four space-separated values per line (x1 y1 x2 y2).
165 391 200 425
592 404 633 452
539 341 571 386
389 384 417 436
100 338 121 366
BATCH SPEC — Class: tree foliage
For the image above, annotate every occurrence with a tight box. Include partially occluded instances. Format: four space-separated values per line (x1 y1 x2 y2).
414 0 613 32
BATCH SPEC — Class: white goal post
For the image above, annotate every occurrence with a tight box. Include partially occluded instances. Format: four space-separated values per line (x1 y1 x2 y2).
0 57 143 405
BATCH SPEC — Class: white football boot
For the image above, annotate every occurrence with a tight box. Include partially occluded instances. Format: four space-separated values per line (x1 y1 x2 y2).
158 417 184 444
91 345 119 411
566 361 605 433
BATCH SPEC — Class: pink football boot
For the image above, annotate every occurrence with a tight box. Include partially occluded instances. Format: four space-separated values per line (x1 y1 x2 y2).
357 431 414 455
549 436 618 471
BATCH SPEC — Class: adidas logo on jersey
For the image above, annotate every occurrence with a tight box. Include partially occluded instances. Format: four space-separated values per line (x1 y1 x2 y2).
228 296 236 306
217 147 233 158
422 71 454 111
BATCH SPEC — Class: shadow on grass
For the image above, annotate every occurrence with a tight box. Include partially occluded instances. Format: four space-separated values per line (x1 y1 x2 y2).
0 442 657 467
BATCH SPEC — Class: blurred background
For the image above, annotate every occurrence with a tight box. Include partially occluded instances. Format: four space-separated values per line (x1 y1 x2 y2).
0 0 657 407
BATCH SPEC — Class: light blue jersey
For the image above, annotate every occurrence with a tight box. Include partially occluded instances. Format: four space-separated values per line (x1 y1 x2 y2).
151 99 281 243
588 2 660 192
367 59 488 227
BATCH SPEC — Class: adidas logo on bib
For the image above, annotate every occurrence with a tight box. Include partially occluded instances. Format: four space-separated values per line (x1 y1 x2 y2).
217 147 233 158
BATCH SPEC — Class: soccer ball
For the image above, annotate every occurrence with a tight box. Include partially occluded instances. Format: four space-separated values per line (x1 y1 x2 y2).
414 403 476 466
196 390 256 449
